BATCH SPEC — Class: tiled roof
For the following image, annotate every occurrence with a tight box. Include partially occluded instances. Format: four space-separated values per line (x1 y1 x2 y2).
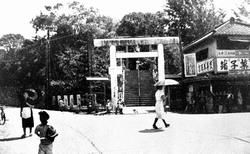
215 21 250 36
184 18 250 51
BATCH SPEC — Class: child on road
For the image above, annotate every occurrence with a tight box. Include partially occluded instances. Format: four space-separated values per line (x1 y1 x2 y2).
35 111 58 154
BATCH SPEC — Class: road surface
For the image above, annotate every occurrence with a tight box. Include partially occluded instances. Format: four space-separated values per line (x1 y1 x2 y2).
1 107 250 154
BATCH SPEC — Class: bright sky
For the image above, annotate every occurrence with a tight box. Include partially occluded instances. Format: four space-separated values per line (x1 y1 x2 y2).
0 0 245 39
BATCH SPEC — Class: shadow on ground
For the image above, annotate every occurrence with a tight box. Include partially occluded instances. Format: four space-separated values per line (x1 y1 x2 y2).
0 136 24 142
139 128 164 133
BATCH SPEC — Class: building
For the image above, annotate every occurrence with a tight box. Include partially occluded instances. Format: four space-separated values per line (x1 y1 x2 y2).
183 17 250 113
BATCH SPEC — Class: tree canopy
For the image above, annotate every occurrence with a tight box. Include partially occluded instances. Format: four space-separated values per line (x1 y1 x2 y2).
116 12 168 37
165 0 225 45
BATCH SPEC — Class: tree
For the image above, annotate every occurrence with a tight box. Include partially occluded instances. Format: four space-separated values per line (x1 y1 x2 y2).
0 34 26 86
30 1 116 93
116 12 168 37
0 34 25 61
165 0 225 46
233 0 250 22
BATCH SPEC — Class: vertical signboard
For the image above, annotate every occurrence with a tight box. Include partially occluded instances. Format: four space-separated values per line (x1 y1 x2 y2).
184 53 197 77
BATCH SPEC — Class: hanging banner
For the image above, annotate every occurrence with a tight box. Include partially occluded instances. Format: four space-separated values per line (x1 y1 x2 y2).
216 57 250 72
184 53 197 77
197 58 214 74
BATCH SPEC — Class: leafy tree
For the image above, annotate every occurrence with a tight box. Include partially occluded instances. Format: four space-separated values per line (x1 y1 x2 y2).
165 0 225 45
30 1 116 94
233 0 250 22
0 34 26 86
116 12 168 37
0 34 24 52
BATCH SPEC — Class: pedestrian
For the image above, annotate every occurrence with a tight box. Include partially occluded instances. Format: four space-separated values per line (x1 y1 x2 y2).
185 92 194 113
105 99 112 114
152 85 170 129
20 90 35 138
199 90 207 113
226 90 234 113
35 111 58 154
0 106 6 125
115 99 124 114
237 89 243 112
58 99 64 111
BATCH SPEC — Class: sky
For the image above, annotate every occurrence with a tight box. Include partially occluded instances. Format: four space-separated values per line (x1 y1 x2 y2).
0 0 245 39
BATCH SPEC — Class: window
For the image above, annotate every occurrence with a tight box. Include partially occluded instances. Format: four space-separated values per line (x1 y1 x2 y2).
196 48 208 61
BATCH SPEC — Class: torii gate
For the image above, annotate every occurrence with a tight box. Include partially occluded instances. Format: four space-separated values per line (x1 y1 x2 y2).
94 37 179 105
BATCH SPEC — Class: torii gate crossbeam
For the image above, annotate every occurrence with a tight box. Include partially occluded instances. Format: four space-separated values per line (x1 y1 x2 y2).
94 37 179 105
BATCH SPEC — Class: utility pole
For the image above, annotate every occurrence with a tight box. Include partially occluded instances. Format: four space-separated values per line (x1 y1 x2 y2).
178 24 185 79
87 32 93 94
45 28 51 109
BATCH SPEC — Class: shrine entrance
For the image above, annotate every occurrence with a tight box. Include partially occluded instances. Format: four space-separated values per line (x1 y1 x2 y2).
94 37 179 106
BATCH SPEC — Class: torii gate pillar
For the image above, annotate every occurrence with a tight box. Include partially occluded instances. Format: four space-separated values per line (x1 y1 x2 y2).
109 45 118 104
94 37 179 105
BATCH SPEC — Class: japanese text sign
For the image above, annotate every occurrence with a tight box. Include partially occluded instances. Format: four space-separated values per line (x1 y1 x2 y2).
184 53 197 77
217 58 250 72
197 58 214 74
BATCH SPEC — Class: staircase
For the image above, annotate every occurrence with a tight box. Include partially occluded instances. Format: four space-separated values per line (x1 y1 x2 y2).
124 70 155 106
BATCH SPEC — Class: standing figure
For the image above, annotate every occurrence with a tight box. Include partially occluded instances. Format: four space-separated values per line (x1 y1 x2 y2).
152 86 170 129
35 111 58 154
105 99 112 114
115 99 124 114
185 92 195 113
0 106 6 125
199 90 207 113
20 91 34 138
226 90 234 113
237 89 243 112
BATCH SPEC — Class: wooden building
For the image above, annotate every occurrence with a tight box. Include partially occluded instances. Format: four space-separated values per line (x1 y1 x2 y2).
183 17 250 113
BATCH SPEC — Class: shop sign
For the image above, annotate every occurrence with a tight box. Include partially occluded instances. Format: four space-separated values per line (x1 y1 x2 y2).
217 58 250 72
184 53 197 77
236 50 250 57
217 50 250 57
229 70 250 75
217 50 235 57
197 58 214 74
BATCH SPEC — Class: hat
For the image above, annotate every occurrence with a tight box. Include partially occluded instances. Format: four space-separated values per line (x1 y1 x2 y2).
39 111 50 120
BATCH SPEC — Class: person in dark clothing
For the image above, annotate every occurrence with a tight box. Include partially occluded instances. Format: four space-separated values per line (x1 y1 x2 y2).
226 91 234 113
20 91 34 138
199 91 207 113
35 111 58 154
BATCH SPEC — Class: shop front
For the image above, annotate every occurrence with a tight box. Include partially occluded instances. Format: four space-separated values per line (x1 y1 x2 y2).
183 18 250 113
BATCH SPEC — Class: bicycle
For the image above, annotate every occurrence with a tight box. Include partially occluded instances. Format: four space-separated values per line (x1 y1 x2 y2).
0 106 6 125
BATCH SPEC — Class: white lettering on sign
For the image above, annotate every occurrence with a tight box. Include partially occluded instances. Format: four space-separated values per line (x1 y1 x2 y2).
197 58 214 74
217 58 250 72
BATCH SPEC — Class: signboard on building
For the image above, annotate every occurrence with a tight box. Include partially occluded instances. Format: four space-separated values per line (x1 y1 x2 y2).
217 50 250 57
216 58 250 72
184 53 197 77
197 58 214 74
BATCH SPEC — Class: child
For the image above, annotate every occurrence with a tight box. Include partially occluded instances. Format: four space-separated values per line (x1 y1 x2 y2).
35 111 58 154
